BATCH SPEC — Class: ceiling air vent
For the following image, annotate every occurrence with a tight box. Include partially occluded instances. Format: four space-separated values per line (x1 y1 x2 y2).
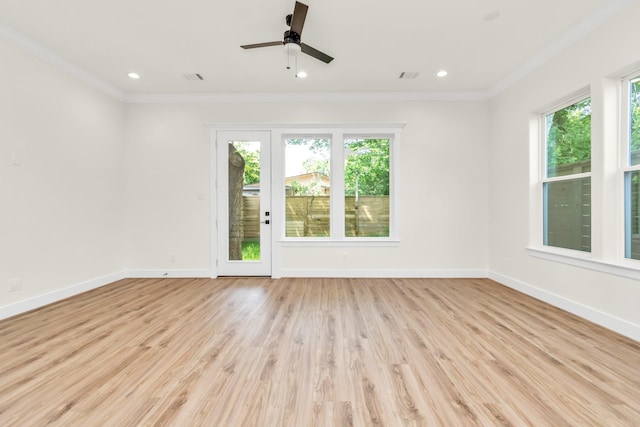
399 72 419 79
183 73 204 81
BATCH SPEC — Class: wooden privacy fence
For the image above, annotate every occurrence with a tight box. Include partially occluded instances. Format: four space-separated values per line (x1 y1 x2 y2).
545 159 591 252
241 195 390 239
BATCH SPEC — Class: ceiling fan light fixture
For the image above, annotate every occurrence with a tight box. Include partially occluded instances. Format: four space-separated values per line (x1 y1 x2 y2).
284 43 301 56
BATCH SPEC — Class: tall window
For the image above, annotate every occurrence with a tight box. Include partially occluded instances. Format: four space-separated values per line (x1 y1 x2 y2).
284 137 331 237
283 131 396 241
543 97 592 252
344 138 390 237
624 75 640 259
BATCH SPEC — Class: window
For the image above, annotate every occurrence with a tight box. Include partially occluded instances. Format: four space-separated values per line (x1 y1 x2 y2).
344 138 390 237
542 96 591 252
283 131 397 241
284 137 331 237
624 75 640 259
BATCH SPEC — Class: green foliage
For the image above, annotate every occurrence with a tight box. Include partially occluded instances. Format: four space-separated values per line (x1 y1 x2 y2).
344 139 390 196
302 158 330 176
241 241 260 260
286 137 390 196
233 142 260 185
631 79 640 152
286 138 330 153
546 98 591 171
289 180 324 196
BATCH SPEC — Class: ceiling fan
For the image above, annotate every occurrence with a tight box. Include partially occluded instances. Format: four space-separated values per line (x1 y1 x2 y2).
240 1 334 64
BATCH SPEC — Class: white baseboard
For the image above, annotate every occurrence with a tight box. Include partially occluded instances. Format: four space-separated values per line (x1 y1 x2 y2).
125 269 213 278
280 268 489 278
489 271 640 342
0 271 127 321
3 268 637 342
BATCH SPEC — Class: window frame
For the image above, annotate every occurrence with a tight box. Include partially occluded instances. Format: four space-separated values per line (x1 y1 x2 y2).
539 93 593 253
622 73 640 260
279 127 400 245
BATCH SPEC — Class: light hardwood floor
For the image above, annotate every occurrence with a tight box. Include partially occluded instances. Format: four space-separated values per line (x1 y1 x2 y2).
0 277 638 426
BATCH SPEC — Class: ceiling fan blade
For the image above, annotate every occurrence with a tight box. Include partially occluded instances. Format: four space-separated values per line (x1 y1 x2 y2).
290 1 308 36
241 41 282 49
300 43 334 63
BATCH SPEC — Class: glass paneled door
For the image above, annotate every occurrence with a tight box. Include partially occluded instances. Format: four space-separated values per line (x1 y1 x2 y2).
216 131 271 276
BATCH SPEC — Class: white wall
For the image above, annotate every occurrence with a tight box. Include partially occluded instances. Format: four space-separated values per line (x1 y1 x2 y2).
0 36 126 315
489 0 640 339
123 101 490 276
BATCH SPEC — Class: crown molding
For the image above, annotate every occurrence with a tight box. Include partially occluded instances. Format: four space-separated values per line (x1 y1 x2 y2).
124 90 489 104
0 19 126 102
487 0 634 97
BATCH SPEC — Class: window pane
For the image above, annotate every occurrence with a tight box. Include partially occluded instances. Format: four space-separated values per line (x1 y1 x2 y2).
228 141 261 261
284 138 331 237
629 77 640 166
543 178 591 252
625 171 640 259
344 138 390 237
545 98 591 178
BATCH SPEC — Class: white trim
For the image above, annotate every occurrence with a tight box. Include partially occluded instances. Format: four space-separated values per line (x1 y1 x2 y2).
527 247 640 280
2 269 638 343
489 271 640 342
487 0 634 97
0 20 125 101
125 269 213 278
127 91 489 104
280 239 400 247
210 133 218 278
0 271 127 321
543 171 592 183
205 123 406 131
281 269 488 278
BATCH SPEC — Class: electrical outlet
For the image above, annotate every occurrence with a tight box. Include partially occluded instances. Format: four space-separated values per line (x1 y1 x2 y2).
8 278 21 292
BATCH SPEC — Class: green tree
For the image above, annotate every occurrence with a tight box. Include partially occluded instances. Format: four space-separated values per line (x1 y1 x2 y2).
344 139 390 196
631 79 640 152
546 98 591 175
233 142 260 184
286 138 330 153
285 137 390 196
289 180 323 196
302 158 330 176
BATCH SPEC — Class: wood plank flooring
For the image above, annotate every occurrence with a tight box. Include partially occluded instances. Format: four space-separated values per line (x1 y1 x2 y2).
0 277 638 426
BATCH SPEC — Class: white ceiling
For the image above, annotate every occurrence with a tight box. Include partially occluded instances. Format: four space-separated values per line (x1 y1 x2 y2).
0 0 631 97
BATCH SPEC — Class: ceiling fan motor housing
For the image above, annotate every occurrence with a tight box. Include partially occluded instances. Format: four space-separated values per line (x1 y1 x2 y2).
283 30 301 45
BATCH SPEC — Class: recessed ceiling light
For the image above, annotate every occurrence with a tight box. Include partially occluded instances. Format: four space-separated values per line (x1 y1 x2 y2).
436 70 448 78
296 71 308 78
128 72 140 79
